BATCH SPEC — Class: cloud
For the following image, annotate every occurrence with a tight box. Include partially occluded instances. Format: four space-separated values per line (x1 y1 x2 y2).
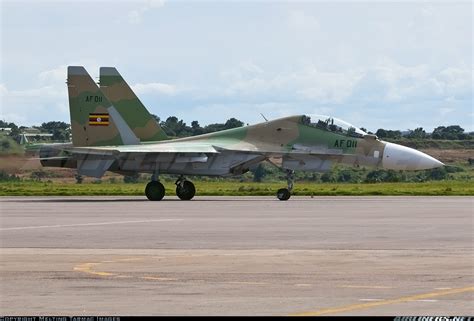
351 58 472 104
132 82 177 95
293 67 364 103
38 65 68 84
0 84 8 97
1 65 73 125
218 59 472 108
287 10 320 31
438 107 455 117
436 66 472 96
128 0 165 24
220 62 364 104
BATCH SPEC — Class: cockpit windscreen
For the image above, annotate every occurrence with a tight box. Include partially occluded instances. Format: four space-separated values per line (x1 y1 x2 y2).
301 115 367 138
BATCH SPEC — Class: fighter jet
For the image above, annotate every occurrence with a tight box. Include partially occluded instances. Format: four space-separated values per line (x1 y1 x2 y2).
39 66 444 201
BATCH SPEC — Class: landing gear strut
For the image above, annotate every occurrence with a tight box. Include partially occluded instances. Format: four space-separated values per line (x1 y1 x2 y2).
277 169 294 201
175 175 195 200
145 173 165 201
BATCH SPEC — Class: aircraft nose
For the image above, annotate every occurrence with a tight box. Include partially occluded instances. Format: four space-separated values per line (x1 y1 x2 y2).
382 142 444 170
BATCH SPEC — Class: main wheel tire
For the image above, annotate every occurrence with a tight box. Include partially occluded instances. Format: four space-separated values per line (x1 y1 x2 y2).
176 181 195 200
277 188 291 201
145 181 165 201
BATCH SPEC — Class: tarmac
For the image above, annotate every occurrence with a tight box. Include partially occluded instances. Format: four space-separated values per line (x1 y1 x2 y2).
0 196 473 315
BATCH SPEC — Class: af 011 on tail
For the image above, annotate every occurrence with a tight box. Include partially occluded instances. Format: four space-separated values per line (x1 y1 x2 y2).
38 66 444 201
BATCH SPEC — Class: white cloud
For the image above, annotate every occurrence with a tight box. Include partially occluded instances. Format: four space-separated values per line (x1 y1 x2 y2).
438 107 455 117
436 66 472 96
132 82 177 95
0 84 8 97
128 0 165 24
221 62 364 104
293 67 364 103
287 10 320 31
1 65 72 125
1 1 472 130
38 65 68 84
352 58 473 103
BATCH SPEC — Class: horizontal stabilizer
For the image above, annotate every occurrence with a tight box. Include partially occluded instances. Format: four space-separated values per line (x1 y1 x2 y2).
77 157 115 178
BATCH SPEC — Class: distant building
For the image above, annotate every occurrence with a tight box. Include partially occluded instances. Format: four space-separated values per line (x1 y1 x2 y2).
22 127 41 134
17 128 54 145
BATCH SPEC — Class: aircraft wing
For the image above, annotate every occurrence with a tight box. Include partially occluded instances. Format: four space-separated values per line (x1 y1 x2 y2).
64 140 353 159
63 141 221 156
59 138 354 178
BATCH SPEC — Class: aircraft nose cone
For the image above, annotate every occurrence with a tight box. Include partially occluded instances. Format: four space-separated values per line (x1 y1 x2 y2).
382 142 444 170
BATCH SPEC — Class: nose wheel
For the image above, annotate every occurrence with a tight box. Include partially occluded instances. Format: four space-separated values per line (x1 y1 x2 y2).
277 188 291 201
175 176 195 200
276 169 294 201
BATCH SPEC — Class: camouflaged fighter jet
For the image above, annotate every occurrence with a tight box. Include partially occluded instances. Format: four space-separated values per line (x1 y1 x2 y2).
39 66 444 201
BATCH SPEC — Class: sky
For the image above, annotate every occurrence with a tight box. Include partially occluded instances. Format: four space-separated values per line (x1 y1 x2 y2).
1 0 472 132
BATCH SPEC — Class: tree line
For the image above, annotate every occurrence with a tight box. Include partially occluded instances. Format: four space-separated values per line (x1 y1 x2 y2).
151 115 244 137
0 118 472 142
371 125 471 140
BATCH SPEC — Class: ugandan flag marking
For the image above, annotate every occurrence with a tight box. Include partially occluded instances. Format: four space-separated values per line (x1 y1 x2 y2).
89 113 109 126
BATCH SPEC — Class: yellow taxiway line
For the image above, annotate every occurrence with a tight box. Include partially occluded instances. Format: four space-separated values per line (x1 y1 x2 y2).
291 286 474 316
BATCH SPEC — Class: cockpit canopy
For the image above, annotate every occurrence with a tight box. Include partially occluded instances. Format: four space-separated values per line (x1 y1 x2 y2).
301 114 367 138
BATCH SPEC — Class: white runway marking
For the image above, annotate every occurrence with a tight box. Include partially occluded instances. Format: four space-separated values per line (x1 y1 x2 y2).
0 219 183 231
415 299 438 302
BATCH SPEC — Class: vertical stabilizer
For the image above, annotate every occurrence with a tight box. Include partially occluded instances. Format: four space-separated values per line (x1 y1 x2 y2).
100 67 168 142
67 66 139 147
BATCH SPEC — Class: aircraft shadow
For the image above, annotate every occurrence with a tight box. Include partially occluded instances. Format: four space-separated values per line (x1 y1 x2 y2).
3 198 283 203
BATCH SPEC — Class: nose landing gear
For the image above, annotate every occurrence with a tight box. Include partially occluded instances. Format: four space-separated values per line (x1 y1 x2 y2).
277 188 291 201
277 169 294 201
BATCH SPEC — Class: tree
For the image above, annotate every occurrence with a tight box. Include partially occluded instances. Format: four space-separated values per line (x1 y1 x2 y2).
191 120 204 136
0 120 20 138
365 170 385 183
407 127 427 139
320 172 334 183
376 129 401 139
432 125 465 140
75 174 83 184
191 120 200 129
146 115 245 137
203 117 244 134
151 114 161 123
224 118 244 129
375 129 387 138
336 169 357 183
161 116 191 137
203 123 225 133
123 173 140 183
40 121 70 141
251 164 267 182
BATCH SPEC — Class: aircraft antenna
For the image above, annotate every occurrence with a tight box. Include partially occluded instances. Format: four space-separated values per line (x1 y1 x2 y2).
260 113 268 122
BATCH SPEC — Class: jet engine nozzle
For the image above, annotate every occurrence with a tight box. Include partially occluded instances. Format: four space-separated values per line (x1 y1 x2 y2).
382 142 444 170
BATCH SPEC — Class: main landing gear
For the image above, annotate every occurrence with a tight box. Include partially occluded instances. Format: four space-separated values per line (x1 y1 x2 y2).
276 169 294 201
145 180 165 201
144 174 196 201
175 175 196 201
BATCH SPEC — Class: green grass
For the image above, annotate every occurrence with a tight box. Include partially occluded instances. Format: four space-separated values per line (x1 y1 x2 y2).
0 180 472 196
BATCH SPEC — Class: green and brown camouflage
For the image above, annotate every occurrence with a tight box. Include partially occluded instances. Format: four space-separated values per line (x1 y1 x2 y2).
68 66 138 147
39 65 444 200
99 67 168 142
